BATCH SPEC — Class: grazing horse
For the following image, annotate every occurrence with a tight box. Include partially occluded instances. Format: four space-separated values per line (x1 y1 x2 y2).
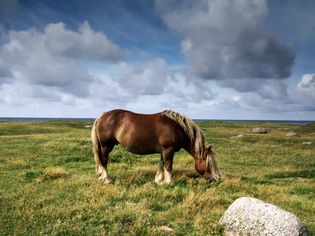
91 109 221 185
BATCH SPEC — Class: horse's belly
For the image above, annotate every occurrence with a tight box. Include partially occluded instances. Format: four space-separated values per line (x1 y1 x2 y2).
125 146 159 155
120 143 161 155
116 130 161 155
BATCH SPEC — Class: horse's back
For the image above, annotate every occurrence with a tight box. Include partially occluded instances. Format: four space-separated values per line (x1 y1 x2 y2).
98 109 160 130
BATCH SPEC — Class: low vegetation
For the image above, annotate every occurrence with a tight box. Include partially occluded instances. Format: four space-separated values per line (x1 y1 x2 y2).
0 120 314 235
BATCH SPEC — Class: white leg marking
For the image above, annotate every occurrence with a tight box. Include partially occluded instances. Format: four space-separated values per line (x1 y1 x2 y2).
97 165 111 184
96 165 103 177
164 168 172 184
155 169 164 184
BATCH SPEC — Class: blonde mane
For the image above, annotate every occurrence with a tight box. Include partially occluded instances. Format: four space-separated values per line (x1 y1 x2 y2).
162 110 206 157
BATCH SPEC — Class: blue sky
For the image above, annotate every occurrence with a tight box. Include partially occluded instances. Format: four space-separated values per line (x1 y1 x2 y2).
0 0 314 120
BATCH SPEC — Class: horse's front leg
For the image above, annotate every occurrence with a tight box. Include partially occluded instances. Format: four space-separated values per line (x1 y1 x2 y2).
155 148 174 185
155 154 165 184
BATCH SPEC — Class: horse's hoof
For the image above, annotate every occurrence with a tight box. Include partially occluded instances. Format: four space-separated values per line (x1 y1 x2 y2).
98 176 112 184
155 180 173 186
155 180 163 185
154 176 164 183
103 179 112 184
155 171 164 183
96 167 103 177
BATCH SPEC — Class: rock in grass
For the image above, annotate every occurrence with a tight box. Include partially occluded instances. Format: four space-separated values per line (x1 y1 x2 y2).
158 226 173 232
286 131 300 137
251 127 268 133
219 197 308 236
302 141 312 145
230 134 244 139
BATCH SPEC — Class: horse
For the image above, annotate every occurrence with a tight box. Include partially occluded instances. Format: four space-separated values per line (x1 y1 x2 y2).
91 109 221 185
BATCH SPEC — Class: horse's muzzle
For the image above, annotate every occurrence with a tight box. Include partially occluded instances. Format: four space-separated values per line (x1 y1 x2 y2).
204 174 216 183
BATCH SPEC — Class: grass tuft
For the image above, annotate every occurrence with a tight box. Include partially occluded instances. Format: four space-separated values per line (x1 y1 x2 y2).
43 167 69 180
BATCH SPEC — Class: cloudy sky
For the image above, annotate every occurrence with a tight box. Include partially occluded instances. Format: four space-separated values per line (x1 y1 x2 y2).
0 0 314 120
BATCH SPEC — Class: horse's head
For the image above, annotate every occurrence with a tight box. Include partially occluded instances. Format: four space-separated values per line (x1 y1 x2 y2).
194 144 221 183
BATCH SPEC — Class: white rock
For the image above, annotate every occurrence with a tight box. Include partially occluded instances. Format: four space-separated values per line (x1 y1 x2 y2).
302 141 312 145
219 197 308 236
251 128 268 133
158 226 173 232
230 134 244 139
286 132 300 137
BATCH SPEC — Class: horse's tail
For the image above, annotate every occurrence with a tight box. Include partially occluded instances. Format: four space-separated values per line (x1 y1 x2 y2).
206 148 221 182
91 115 102 172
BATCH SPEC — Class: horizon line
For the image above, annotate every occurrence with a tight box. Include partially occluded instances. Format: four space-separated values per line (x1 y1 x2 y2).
0 116 314 122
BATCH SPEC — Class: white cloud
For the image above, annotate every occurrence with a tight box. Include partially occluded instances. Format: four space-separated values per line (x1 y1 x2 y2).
232 96 241 102
91 60 216 110
44 21 128 62
116 58 170 95
154 0 306 118
156 0 295 82
224 73 315 115
0 19 218 116
293 74 315 111
0 22 127 97
297 74 315 89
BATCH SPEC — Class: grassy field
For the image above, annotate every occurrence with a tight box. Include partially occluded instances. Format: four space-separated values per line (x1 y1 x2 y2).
0 120 314 235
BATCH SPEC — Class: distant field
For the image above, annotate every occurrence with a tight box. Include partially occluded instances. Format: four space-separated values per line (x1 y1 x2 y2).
0 120 314 235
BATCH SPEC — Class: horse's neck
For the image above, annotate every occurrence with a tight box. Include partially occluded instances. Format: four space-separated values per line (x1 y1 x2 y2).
185 142 200 160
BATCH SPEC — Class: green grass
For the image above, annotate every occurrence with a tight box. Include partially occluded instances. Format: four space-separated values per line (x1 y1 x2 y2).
0 120 314 235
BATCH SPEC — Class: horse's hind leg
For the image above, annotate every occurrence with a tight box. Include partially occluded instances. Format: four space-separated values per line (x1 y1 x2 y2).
98 144 113 184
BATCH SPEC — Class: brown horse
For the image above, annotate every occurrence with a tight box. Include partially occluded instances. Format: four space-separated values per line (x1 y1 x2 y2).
91 109 221 185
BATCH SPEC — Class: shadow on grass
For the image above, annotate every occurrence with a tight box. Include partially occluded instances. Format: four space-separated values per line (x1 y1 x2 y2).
267 170 315 179
240 170 315 187
23 167 70 183
103 169 210 187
